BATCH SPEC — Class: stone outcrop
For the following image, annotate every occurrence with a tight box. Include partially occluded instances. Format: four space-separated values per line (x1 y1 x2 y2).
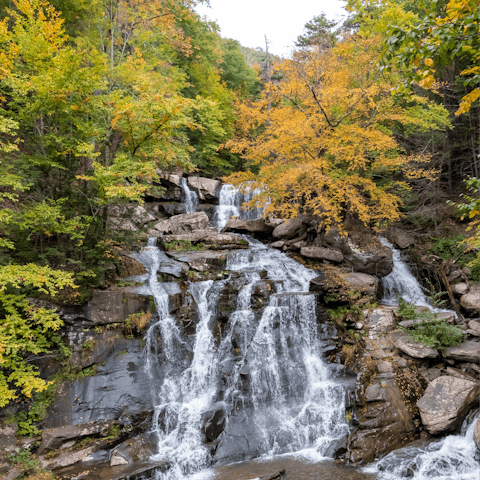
416 376 479 434
60 290 150 326
467 320 480 336
223 218 274 236
38 422 113 454
300 246 343 263
154 212 210 234
309 267 378 304
394 333 439 359
162 229 248 249
342 238 393 277
445 340 480 362
187 176 221 203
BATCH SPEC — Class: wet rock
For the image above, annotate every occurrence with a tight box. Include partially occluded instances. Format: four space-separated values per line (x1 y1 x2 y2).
386 227 415 249
202 408 226 441
474 418 480 452
445 340 480 362
270 241 285 249
460 285 480 313
452 282 469 296
166 250 227 273
300 246 343 263
223 218 273 236
187 176 221 203
394 333 439 359
272 216 305 240
154 212 210 234
416 376 480 434
162 230 248 249
44 338 155 428
110 452 129 466
259 469 286 480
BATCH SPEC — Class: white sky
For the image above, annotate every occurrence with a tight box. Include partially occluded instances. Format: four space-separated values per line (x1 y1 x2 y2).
196 0 349 57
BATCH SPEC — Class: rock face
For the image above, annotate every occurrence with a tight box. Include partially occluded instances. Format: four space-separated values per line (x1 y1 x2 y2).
460 285 480 313
162 229 248 249
416 376 480 434
300 246 343 263
107 204 157 232
394 333 439 359
154 212 210 234
61 290 150 326
467 320 480 336
446 340 480 362
474 418 480 452
187 176 221 203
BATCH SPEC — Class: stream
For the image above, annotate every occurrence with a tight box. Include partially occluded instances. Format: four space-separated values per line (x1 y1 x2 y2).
132 184 479 480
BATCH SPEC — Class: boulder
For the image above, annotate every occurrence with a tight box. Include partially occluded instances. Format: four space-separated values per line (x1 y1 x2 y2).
474 418 480 452
272 216 305 239
452 282 469 296
40 446 98 469
270 240 284 249
117 254 146 277
108 204 156 225
460 285 480 313
187 176 221 202
155 171 182 188
386 227 415 249
394 333 439 359
416 376 479 434
223 218 273 236
154 212 209 235
38 422 112 453
445 340 480 362
467 320 480 336
343 239 393 277
343 272 378 296
300 246 344 263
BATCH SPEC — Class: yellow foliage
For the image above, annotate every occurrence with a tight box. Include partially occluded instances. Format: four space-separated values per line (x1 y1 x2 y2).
226 36 445 230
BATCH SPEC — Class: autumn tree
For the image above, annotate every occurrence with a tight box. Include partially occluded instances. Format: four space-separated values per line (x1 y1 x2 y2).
226 34 450 230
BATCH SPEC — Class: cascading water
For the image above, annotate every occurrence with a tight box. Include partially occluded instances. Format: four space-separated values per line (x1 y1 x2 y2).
214 184 263 230
135 235 349 479
181 177 199 214
364 412 480 480
379 237 431 307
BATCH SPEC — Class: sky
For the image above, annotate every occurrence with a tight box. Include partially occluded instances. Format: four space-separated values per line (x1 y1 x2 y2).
195 0 349 57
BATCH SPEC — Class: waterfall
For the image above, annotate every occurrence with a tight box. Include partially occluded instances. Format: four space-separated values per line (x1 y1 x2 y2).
379 237 431 307
214 184 263 230
181 177 199 214
134 237 349 480
364 412 480 480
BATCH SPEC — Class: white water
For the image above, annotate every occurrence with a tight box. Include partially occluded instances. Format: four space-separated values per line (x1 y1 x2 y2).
364 412 480 480
379 237 430 307
181 177 199 214
214 184 263 230
134 219 348 479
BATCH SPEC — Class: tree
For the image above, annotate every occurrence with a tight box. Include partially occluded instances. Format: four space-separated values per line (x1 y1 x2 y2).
382 0 480 115
295 13 338 49
226 35 450 230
